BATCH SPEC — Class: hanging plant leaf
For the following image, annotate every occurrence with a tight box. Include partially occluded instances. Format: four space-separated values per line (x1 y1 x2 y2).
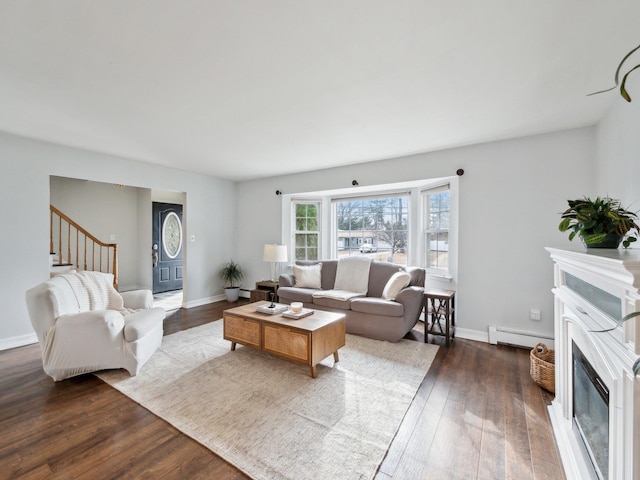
589 311 640 333
588 311 640 379
620 64 640 102
588 44 640 98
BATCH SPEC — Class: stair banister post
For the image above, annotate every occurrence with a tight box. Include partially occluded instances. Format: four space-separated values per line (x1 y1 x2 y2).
112 244 118 290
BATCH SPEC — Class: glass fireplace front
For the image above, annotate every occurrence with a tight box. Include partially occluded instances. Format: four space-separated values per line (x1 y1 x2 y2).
573 341 609 480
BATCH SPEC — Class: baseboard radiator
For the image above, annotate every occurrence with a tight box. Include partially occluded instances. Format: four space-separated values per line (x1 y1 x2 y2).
488 325 554 349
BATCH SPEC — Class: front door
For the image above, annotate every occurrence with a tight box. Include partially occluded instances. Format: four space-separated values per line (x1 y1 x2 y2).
152 202 183 293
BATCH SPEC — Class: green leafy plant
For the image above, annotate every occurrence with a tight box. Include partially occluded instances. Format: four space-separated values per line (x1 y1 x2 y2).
220 260 244 288
558 196 639 248
589 44 640 102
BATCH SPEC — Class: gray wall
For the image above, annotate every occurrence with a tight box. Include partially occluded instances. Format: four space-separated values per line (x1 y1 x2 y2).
4 88 638 348
595 75 640 207
236 127 596 341
0 131 236 348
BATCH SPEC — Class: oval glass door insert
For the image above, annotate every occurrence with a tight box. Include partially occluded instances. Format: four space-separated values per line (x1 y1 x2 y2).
162 211 182 259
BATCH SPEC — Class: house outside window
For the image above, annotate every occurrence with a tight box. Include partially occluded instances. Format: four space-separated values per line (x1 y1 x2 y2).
334 195 409 264
423 185 450 274
294 202 320 261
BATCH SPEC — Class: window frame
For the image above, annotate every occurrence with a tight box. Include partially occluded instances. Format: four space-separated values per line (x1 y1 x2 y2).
291 200 321 262
332 193 410 264
422 183 451 277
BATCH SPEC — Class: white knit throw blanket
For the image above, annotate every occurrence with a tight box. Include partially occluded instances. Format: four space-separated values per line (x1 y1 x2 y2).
333 256 372 294
61 271 127 314
312 289 364 301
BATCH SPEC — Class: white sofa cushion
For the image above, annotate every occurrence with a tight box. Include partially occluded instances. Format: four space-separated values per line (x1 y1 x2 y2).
124 308 166 341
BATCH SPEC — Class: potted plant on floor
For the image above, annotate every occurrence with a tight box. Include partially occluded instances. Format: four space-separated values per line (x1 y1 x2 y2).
558 196 639 248
220 260 244 302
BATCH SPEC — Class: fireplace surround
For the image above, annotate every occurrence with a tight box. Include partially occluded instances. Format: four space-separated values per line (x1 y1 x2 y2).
547 248 640 480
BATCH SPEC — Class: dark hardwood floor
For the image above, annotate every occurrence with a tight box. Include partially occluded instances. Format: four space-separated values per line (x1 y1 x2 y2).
0 299 565 480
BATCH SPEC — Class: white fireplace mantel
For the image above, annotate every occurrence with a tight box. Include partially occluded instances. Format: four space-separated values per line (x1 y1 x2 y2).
546 247 640 480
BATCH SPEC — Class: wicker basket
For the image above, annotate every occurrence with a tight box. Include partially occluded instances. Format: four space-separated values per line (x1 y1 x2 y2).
530 343 555 393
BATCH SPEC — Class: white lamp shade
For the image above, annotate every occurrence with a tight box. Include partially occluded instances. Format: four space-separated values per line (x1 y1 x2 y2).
263 244 288 263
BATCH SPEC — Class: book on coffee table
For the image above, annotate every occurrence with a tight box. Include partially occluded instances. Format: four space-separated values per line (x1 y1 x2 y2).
282 308 314 319
256 304 288 315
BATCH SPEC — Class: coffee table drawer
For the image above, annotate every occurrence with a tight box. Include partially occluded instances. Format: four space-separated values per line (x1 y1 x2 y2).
224 314 261 348
263 325 310 363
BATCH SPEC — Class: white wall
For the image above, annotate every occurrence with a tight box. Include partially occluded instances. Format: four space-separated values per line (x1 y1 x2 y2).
236 127 595 341
595 75 640 215
0 131 236 349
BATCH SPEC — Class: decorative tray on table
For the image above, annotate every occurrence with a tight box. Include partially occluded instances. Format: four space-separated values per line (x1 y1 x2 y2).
256 304 288 315
282 308 314 319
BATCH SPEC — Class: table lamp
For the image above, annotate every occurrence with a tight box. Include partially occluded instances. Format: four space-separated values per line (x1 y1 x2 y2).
263 244 288 282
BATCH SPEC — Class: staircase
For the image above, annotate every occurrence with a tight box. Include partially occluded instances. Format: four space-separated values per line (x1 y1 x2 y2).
50 204 119 290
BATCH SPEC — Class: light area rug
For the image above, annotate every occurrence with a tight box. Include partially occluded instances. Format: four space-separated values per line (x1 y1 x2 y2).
97 320 439 480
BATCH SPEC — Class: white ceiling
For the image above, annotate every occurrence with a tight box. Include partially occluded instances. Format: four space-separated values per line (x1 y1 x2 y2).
1 1 638 181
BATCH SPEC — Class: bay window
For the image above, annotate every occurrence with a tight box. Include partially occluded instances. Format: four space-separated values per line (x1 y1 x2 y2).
285 177 456 280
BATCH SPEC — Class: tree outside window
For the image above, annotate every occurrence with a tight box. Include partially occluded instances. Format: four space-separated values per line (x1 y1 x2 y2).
294 203 319 261
335 196 408 264
424 189 450 272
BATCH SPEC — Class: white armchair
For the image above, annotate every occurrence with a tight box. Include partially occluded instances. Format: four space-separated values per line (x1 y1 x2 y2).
25 271 165 381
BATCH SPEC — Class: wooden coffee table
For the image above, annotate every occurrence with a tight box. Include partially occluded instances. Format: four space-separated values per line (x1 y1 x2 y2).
223 301 346 378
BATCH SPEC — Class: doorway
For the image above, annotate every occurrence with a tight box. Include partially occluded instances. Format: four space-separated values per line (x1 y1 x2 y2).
152 202 184 293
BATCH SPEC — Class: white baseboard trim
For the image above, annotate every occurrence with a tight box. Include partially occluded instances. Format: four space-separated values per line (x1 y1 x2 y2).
0 333 38 351
162 290 251 309
448 326 553 349
455 327 489 343
488 325 554 349
183 294 226 309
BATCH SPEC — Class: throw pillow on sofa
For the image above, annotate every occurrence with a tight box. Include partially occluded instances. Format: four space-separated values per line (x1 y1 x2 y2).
381 270 411 300
293 263 323 289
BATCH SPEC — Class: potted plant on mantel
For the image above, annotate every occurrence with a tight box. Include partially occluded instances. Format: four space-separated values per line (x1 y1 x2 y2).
220 260 244 302
558 196 639 248
560 196 640 378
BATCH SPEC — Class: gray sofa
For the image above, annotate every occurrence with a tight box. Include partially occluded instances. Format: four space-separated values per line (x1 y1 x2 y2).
278 259 425 342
